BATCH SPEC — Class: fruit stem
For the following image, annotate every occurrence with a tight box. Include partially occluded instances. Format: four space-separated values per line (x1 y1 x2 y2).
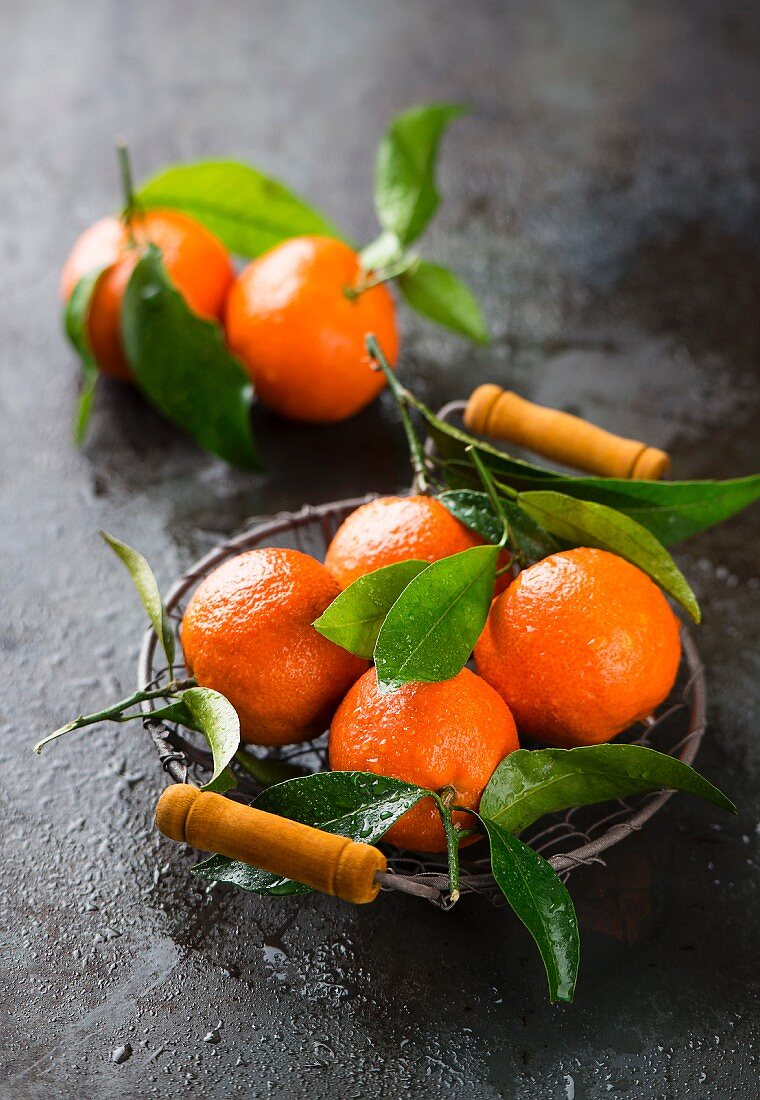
433 789 461 903
366 334 430 493
116 139 138 243
33 678 196 754
344 255 416 300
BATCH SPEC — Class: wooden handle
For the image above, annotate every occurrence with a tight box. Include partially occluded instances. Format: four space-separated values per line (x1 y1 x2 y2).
464 384 671 480
155 784 386 904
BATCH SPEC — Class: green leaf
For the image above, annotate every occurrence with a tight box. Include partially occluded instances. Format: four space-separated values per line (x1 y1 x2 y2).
374 544 499 691
313 560 428 658
438 489 504 543
374 103 465 246
136 160 340 258
121 246 261 470
180 687 241 789
398 260 489 344
483 819 580 1004
233 749 306 788
64 266 107 445
202 766 237 794
359 231 404 272
532 474 760 546
192 771 428 895
101 532 175 674
517 490 700 622
480 745 736 836
439 489 560 563
426 412 760 545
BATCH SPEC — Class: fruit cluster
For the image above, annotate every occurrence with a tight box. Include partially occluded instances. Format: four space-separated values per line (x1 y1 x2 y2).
182 494 681 853
38 363 747 1003
61 106 488 460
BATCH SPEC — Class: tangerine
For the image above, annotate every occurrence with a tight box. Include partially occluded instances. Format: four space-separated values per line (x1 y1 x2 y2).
181 548 367 746
329 667 519 852
224 236 399 422
325 494 511 591
61 210 234 381
474 547 682 747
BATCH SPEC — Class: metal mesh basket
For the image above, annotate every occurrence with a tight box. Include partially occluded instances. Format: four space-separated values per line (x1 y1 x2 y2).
138 496 706 908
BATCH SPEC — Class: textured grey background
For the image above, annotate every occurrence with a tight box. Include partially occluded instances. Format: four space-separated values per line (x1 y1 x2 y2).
1 2 759 1097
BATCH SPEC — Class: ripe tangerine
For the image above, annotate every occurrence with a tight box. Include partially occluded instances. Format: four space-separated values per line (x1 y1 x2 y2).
61 209 234 381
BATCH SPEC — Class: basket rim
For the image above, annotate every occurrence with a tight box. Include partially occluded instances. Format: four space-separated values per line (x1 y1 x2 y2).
138 497 706 901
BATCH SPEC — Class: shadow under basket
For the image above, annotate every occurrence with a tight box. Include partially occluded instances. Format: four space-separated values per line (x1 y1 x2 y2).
139 496 706 909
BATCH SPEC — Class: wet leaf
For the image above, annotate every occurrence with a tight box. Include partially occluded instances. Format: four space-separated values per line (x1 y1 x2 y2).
202 766 237 794
136 160 340 258
374 544 499 691
540 473 760 546
101 532 175 675
398 260 489 344
374 103 465 246
192 771 428 895
439 489 560 561
480 745 736 836
517 490 700 621
121 246 261 470
180 687 240 789
483 818 580 1004
63 265 107 445
313 559 427 658
426 411 760 545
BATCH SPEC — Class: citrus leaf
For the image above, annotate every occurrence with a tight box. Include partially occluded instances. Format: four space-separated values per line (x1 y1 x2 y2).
359 231 404 272
121 246 261 470
483 818 580 1004
202 766 237 794
439 490 560 561
136 160 340 258
313 560 428 658
398 260 489 344
374 103 465 246
374 544 499 691
532 474 760 546
63 265 107 445
178 687 240 789
191 772 428 896
438 489 504 543
426 411 760 545
481 745 737 836
101 532 175 675
517 490 700 621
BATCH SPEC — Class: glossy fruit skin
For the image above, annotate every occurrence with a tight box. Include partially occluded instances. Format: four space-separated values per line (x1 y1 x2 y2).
475 547 682 747
60 210 234 381
324 494 489 589
181 548 367 746
329 667 519 852
224 236 399 422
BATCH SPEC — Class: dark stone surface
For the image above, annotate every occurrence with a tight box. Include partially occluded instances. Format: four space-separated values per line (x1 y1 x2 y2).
2 2 759 1097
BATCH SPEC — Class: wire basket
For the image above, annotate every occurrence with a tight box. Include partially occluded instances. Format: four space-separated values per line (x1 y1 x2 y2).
138 496 706 908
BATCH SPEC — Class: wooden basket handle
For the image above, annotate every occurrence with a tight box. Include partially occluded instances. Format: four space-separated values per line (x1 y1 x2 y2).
155 784 386 904
464 384 671 480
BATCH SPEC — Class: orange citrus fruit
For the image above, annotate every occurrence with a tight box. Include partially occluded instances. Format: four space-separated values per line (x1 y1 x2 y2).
325 495 481 589
329 667 519 852
181 548 367 746
60 210 234 381
474 547 682 747
325 494 508 590
224 236 399 422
